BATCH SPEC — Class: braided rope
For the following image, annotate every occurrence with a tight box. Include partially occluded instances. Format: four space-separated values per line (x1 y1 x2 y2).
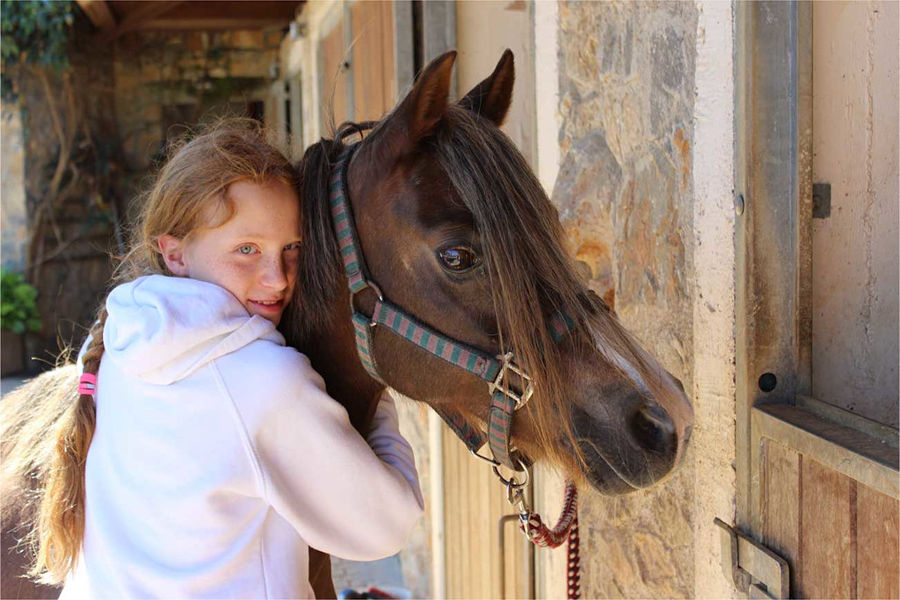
518 480 581 600
520 480 578 547
567 516 581 600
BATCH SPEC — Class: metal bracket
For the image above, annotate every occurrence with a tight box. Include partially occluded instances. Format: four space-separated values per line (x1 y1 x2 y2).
714 518 790 599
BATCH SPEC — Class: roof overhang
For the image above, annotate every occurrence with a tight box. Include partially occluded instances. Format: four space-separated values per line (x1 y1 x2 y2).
75 1 302 39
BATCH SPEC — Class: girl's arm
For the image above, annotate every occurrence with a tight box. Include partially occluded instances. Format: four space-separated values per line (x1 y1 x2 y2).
364 392 425 508
215 345 424 561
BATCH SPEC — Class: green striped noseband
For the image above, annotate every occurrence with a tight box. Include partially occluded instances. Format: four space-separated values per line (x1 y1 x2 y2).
329 143 574 472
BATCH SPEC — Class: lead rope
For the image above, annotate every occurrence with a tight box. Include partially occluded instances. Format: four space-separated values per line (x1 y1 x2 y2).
567 517 581 600
517 480 581 600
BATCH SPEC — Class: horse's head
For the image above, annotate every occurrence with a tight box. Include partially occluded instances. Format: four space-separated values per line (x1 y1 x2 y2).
292 50 692 495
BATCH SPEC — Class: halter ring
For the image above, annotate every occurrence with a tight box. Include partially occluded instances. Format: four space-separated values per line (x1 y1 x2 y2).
469 447 501 467
347 280 385 327
492 457 530 488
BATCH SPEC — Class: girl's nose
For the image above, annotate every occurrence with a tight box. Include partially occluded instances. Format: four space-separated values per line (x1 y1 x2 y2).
261 255 289 290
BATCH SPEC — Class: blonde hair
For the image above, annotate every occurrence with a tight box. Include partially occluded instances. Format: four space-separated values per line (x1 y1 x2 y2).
0 119 297 584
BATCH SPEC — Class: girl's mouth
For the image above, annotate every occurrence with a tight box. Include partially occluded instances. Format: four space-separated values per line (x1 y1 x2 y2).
248 299 284 313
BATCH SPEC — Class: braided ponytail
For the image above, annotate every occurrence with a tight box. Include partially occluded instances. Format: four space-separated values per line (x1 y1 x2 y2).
29 311 106 583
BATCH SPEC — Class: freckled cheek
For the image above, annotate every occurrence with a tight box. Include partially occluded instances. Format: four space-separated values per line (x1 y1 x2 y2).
214 260 261 295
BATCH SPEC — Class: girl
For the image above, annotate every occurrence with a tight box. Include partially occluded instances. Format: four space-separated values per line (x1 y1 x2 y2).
1 121 424 598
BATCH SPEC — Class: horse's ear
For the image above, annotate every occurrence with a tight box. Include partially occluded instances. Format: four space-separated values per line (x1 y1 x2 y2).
390 50 457 143
458 49 514 126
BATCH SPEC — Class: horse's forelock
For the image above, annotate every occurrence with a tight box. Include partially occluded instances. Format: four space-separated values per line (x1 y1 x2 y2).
432 106 664 473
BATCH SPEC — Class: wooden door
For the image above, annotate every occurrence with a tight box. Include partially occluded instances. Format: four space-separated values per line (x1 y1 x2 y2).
735 3 899 598
317 0 395 132
349 0 395 122
441 429 533 600
318 14 349 131
307 4 539 596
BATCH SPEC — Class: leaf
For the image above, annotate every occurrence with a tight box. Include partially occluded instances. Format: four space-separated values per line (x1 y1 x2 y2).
0 267 40 333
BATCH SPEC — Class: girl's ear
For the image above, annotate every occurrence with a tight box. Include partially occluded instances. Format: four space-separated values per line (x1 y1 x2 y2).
157 235 190 276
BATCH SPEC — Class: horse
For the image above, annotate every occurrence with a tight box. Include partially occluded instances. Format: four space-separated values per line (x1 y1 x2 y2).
289 48 692 596
1 50 692 599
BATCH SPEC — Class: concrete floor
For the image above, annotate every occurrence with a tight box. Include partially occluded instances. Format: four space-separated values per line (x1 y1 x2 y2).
1 375 29 397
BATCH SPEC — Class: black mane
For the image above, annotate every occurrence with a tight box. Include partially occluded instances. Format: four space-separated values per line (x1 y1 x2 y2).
283 131 350 345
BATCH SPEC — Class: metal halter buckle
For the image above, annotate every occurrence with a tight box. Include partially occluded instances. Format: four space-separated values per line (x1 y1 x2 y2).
488 352 534 410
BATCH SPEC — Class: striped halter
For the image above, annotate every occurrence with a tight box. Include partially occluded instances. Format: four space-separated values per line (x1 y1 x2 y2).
330 144 582 597
328 143 573 472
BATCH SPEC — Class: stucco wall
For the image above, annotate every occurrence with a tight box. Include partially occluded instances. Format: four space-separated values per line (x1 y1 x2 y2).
552 2 725 598
810 0 899 427
690 3 737 597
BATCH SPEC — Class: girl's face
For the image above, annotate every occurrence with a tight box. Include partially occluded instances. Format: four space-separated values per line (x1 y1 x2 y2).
159 179 302 326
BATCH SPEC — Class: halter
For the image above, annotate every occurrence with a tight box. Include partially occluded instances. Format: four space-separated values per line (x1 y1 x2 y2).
330 142 576 470
329 143 581 594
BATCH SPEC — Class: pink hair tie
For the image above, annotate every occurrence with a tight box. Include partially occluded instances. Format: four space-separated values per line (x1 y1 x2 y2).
78 372 97 397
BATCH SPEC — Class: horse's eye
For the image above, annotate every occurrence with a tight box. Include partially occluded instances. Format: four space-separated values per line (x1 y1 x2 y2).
438 246 480 272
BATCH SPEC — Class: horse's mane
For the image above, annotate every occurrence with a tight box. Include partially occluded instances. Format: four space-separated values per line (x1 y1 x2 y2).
284 129 351 344
286 108 669 473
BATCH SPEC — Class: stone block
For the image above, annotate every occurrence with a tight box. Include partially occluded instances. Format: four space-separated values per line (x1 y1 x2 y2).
232 30 264 49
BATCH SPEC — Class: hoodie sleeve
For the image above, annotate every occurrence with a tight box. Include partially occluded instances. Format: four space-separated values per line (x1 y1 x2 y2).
365 394 425 510
214 343 424 561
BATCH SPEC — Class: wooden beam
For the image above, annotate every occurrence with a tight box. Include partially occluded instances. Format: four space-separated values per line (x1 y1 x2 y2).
106 0 185 40
133 18 292 32
75 0 116 32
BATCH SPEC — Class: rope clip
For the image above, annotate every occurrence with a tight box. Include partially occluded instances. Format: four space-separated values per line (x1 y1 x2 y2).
506 480 532 518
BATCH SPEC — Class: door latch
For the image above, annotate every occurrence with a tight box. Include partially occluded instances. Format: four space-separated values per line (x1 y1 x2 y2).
714 518 790 599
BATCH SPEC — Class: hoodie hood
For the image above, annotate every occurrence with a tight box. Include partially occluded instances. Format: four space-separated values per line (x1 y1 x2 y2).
103 275 285 385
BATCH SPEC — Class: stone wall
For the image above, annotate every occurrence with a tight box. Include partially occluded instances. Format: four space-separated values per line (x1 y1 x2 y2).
112 29 281 173
1 105 27 271
554 2 699 597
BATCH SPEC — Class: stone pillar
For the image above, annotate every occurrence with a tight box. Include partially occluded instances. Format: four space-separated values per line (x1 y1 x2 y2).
1 104 27 272
554 2 699 597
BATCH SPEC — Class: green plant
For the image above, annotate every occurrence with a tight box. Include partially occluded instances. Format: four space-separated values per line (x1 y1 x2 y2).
1 269 42 334
1 0 75 102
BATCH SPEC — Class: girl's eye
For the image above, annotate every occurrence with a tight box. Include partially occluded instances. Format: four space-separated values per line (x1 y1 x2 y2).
438 246 480 272
284 242 301 251
238 245 257 255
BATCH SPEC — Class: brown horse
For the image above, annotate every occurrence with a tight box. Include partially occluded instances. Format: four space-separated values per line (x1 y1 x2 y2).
0 50 692 598
290 49 692 595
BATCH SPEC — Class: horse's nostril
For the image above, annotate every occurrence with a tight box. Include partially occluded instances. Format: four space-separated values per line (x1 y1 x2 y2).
629 402 677 454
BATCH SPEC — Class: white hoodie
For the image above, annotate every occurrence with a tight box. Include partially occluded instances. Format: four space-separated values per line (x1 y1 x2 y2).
61 275 424 599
